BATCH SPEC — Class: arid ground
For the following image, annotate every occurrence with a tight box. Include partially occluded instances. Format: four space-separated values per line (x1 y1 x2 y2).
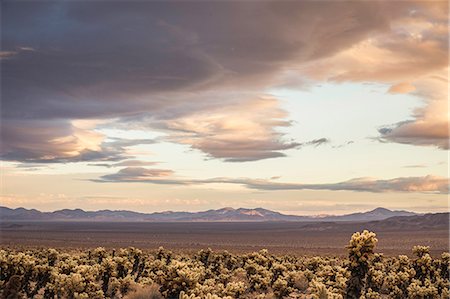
1 221 448 256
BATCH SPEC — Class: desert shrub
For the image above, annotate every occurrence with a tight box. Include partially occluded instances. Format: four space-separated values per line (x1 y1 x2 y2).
0 231 448 299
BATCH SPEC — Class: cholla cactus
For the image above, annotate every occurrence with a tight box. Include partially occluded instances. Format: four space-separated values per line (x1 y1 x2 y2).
179 291 230 299
310 280 328 299
47 249 59 267
345 230 378 299
439 252 450 289
412 246 434 282
1 275 23 299
407 278 439 298
1 233 449 299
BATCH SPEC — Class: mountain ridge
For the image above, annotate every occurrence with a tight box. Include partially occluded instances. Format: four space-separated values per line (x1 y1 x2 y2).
0 206 418 222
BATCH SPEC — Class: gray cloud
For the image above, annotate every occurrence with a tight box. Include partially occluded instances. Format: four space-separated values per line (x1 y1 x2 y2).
379 74 448 150
237 176 449 194
378 119 449 150
100 167 174 182
2 1 400 112
332 141 354 149
2 1 425 163
4 1 448 164
96 167 449 194
302 138 330 147
89 160 159 168
0 118 155 163
403 164 427 169
297 2 449 150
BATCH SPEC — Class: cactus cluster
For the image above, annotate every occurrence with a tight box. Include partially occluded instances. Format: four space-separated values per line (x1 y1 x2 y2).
0 231 448 299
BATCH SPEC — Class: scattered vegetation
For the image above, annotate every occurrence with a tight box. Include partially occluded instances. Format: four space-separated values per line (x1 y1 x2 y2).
0 231 448 299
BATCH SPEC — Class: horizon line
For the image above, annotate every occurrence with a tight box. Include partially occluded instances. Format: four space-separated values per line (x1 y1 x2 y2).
1 205 444 218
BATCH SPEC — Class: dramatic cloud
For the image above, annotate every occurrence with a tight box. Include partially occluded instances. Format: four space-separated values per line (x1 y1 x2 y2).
0 119 111 163
299 2 448 149
302 6 448 84
3 1 443 163
0 118 155 163
378 73 449 149
157 96 299 162
97 168 449 194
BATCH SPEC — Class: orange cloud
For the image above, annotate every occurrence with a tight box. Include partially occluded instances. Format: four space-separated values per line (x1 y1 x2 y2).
388 82 416 94
1 1 448 164
379 71 449 149
298 4 448 150
0 120 104 162
160 96 300 161
0 119 155 163
97 168 449 194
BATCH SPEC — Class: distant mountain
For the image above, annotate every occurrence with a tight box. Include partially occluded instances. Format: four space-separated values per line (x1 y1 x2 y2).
298 212 449 232
152 207 307 222
362 212 449 231
0 206 419 222
0 206 150 221
322 207 416 222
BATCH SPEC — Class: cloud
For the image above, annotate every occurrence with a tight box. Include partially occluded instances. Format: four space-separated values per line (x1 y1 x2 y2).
0 118 156 163
238 175 449 194
100 167 174 182
302 138 330 147
332 141 355 149
3 1 439 163
1 1 441 161
302 9 448 84
96 167 449 194
378 73 449 149
0 51 17 59
298 2 448 150
156 96 300 162
403 164 427 169
388 82 416 94
89 160 159 168
0 119 112 163
378 119 449 150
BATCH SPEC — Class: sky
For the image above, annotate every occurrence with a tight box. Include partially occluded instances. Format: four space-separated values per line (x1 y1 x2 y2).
0 1 449 215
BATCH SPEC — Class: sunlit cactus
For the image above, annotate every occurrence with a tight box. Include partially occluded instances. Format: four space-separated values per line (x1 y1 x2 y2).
1 232 449 299
345 230 378 299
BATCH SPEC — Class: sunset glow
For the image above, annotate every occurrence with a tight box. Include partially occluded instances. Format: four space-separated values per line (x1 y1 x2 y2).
1 1 448 215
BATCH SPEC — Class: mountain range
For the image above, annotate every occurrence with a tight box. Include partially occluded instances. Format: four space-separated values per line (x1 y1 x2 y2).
0 206 417 222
